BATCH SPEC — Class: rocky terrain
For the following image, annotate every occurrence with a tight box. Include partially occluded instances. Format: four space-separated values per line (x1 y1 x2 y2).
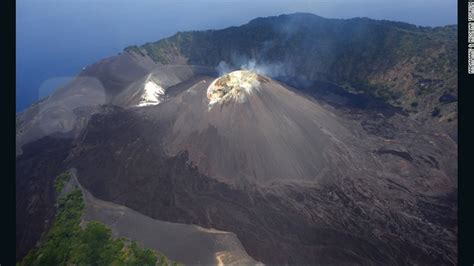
56 169 260 265
16 13 457 265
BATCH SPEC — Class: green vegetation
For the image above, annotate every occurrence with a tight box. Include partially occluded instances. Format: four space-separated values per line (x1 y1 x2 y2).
375 87 402 102
124 45 145 57
54 172 71 193
20 174 176 266
347 81 402 103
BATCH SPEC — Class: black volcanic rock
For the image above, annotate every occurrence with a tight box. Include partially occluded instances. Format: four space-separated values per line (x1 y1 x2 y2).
16 135 73 259
439 92 457 104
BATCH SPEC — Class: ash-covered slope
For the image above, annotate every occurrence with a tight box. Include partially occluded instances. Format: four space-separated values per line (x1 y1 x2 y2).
59 169 260 265
165 70 358 185
66 70 456 265
15 53 214 156
15 57 215 259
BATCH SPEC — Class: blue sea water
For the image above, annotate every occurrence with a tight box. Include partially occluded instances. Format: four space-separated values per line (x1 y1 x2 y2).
16 0 457 112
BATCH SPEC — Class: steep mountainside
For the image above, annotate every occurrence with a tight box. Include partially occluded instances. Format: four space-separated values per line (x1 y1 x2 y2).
126 13 457 140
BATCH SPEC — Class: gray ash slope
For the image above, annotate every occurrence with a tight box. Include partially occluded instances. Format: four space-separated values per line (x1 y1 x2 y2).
165 71 356 186
17 13 457 265
15 56 216 259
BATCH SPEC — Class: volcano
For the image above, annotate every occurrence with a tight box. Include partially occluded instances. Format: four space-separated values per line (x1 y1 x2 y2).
165 70 361 186
16 13 457 265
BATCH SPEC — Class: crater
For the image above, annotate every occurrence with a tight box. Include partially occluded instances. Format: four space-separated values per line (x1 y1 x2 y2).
207 70 269 105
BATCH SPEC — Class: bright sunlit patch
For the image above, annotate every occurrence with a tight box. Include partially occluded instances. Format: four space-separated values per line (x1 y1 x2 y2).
207 70 268 107
137 80 165 107
216 252 225 266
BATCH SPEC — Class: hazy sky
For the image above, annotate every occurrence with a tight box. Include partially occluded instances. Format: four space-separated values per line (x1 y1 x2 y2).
16 0 457 111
